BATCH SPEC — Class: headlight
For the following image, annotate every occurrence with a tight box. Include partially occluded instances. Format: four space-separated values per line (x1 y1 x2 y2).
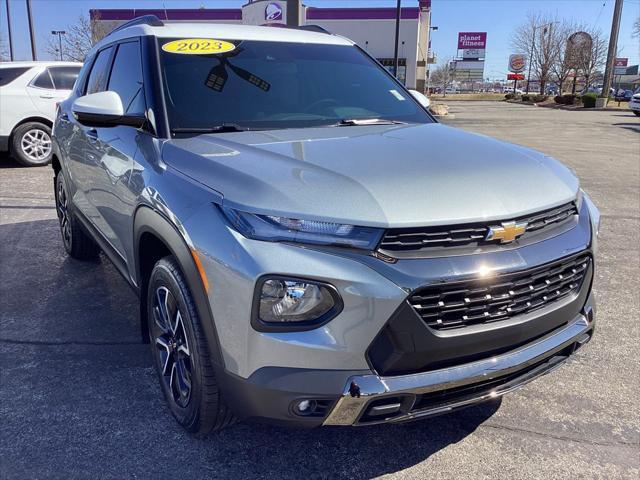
221 206 383 250
581 190 600 236
252 276 342 331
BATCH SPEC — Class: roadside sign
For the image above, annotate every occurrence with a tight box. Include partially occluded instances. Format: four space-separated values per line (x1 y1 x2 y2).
507 73 525 80
614 58 628 75
508 54 527 73
458 32 487 50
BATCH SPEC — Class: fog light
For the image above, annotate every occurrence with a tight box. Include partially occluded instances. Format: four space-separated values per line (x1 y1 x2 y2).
293 399 317 416
257 277 340 325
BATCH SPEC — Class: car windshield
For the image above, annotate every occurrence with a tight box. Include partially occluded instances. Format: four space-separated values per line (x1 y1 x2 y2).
158 38 433 133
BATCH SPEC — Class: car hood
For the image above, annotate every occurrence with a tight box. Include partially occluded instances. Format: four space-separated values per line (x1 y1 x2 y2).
162 123 579 228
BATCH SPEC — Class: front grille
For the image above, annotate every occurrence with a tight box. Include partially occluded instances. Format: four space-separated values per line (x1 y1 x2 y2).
409 253 591 330
379 202 578 253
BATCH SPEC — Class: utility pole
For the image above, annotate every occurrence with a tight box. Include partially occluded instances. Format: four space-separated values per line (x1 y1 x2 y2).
393 0 401 78
286 0 299 27
5 0 14 60
26 0 37 60
600 0 624 102
51 30 66 61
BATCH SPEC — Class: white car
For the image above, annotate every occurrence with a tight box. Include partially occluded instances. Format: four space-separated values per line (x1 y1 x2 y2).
629 89 640 116
0 61 81 166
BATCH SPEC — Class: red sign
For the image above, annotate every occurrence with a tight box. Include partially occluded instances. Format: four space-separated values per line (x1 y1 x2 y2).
614 58 628 67
458 32 487 50
507 73 525 80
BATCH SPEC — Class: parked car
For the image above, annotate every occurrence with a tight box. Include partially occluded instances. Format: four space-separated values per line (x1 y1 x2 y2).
0 61 81 166
629 91 640 116
614 89 633 102
52 17 599 434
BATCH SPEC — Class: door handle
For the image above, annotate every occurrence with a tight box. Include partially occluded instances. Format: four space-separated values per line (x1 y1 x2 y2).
39 94 55 99
59 113 70 122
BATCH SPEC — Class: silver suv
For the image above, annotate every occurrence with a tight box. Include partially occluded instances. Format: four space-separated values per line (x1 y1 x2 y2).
52 16 599 434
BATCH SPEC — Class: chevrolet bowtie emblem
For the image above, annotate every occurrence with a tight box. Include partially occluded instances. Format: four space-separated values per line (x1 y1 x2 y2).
486 221 528 244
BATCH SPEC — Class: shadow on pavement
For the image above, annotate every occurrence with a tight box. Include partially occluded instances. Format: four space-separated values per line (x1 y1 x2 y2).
0 152 23 169
0 218 500 479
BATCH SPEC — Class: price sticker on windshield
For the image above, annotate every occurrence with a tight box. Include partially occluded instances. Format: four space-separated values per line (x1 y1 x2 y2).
162 38 236 55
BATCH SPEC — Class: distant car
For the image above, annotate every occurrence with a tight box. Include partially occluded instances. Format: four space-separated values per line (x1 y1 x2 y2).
0 61 82 166
614 89 633 102
583 85 615 96
629 92 640 116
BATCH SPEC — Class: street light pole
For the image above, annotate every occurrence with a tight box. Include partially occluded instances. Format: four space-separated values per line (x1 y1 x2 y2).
393 0 401 78
524 26 536 94
51 30 66 61
5 0 14 60
425 26 438 94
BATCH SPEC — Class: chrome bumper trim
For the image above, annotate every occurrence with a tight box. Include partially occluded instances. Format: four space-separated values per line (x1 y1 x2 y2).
323 314 591 426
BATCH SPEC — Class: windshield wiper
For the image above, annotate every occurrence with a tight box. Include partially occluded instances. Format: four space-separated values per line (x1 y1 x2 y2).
171 123 250 134
334 118 408 127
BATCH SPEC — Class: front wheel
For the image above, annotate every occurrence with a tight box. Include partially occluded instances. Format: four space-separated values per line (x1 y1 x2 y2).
148 257 235 434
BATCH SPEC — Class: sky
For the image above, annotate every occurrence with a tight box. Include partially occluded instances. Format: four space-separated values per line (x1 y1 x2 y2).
1 0 639 80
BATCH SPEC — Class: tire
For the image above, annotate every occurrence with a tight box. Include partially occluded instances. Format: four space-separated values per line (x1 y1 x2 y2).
11 122 53 167
633 111 640 117
148 257 235 435
55 172 100 260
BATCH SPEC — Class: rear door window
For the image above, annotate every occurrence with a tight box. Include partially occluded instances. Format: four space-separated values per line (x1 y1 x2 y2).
0 67 31 86
49 66 81 90
31 70 54 89
85 46 114 94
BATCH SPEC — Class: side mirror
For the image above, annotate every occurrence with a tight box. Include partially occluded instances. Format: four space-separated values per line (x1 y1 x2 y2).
72 91 145 128
408 89 431 109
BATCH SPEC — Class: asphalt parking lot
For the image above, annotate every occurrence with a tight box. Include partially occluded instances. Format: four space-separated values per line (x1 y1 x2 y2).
1 101 638 479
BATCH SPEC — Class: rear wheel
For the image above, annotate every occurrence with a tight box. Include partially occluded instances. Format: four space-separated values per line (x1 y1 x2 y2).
12 122 53 167
148 257 235 435
55 172 100 260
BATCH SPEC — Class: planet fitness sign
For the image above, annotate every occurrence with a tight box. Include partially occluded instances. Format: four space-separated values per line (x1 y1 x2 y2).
458 32 487 50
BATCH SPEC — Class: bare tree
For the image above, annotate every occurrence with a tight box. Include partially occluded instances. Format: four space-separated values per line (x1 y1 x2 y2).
511 13 561 94
551 21 575 94
44 13 110 62
0 37 9 62
431 58 454 96
572 26 607 90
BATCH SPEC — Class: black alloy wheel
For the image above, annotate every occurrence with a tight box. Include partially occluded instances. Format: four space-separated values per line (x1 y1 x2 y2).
56 174 72 251
151 285 193 408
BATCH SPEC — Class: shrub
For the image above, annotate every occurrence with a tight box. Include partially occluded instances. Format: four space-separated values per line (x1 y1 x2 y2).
532 94 548 103
554 95 564 104
521 94 531 102
582 93 598 108
562 94 577 105
505 93 515 100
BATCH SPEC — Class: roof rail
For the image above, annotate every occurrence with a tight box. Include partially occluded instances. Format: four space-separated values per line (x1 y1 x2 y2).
108 15 164 36
292 25 331 35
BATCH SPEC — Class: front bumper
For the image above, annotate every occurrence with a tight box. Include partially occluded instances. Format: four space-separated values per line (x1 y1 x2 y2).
185 197 596 426
324 308 593 425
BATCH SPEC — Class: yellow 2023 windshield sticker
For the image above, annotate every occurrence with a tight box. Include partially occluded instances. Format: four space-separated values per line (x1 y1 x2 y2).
162 38 236 55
